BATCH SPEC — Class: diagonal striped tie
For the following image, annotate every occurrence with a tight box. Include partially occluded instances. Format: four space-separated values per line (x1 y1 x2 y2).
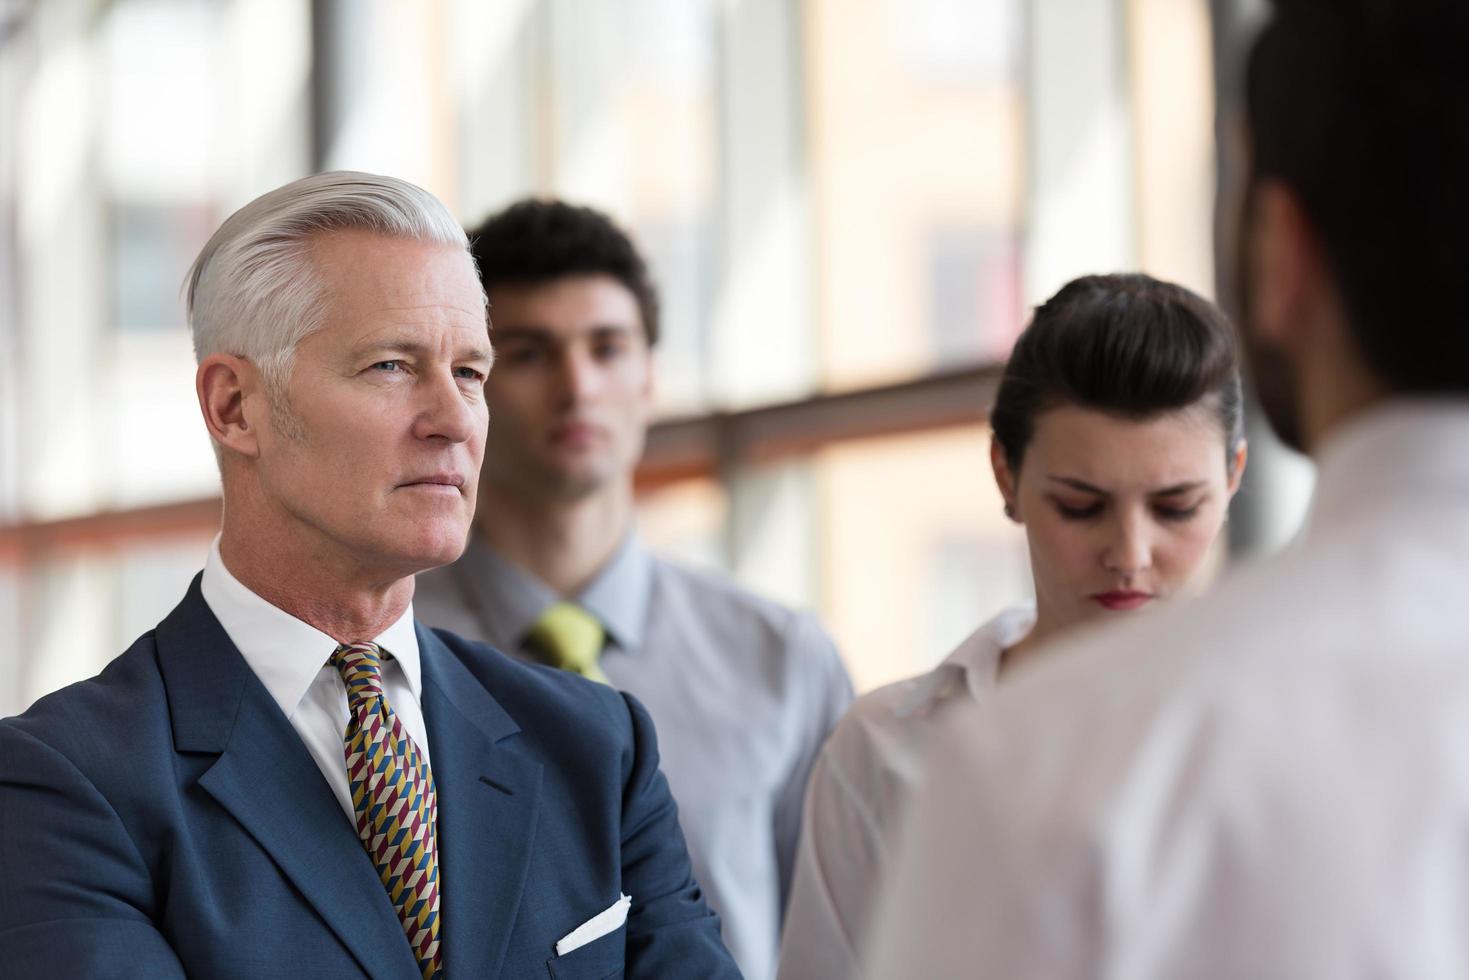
331 642 443 980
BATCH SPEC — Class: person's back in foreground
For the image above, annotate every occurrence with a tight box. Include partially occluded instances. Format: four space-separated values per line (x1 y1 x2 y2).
867 1 1469 976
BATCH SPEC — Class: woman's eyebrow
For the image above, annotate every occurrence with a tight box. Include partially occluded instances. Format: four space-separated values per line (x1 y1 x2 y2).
1045 475 1106 494
1045 476 1210 496
1152 481 1208 496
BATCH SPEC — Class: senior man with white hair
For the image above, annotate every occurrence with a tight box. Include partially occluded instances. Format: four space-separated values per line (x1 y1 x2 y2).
0 172 741 980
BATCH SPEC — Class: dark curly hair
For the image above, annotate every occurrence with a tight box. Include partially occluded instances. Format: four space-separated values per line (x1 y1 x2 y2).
467 198 660 346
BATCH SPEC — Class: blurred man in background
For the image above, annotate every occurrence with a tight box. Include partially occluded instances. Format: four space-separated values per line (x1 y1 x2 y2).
416 198 852 980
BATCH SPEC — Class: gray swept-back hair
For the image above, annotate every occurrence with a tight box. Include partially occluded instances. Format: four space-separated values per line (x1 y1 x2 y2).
185 171 478 406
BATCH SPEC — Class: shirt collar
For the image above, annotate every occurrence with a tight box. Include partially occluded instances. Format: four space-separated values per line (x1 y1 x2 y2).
894 605 1036 718
455 532 653 654
200 535 422 720
1305 398 1469 540
575 533 654 653
450 535 558 651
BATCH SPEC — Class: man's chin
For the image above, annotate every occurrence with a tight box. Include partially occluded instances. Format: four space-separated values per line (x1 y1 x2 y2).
480 457 615 506
384 521 475 576
528 461 616 502
418 538 473 570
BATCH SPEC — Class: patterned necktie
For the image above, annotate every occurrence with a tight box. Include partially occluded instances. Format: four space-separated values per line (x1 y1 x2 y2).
527 601 609 684
330 642 443 980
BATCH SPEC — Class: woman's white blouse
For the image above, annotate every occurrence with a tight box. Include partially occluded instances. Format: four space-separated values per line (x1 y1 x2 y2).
776 606 1035 980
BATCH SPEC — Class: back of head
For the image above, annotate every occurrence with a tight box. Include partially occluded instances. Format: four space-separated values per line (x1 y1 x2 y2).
467 198 660 346
1247 0 1469 393
991 273 1243 474
186 171 473 396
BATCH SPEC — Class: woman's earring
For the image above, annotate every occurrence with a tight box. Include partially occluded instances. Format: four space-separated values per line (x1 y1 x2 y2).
1004 502 1016 520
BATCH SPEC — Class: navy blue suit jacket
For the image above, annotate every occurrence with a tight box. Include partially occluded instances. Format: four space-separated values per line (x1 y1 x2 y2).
0 577 741 979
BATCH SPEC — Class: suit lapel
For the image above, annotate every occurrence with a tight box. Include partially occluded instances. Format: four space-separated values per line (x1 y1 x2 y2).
157 578 421 980
419 625 544 980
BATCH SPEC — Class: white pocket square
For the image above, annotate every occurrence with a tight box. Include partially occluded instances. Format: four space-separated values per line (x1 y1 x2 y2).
556 893 631 956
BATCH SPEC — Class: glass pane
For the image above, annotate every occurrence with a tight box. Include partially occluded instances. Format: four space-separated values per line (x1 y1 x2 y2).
23 551 119 710
813 425 1031 693
806 0 1027 391
543 0 720 414
16 533 214 711
1130 0 1216 297
0 563 21 717
111 202 218 331
636 476 729 572
98 0 310 510
117 535 214 646
3 0 309 519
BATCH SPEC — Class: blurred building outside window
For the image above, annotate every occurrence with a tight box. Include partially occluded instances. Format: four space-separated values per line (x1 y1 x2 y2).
1 0 1258 717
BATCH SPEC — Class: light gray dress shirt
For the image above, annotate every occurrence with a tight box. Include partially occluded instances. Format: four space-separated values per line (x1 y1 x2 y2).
415 533 854 980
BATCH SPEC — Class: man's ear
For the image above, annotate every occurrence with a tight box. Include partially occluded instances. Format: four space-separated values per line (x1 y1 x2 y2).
197 354 263 459
1246 180 1325 354
990 438 1020 521
1226 438 1249 497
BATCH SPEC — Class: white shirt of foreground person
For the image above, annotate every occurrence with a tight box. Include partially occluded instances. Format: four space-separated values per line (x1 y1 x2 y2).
866 401 1469 980
777 606 1034 980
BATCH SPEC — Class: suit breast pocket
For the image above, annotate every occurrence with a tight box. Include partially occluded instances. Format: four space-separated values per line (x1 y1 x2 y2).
545 923 626 980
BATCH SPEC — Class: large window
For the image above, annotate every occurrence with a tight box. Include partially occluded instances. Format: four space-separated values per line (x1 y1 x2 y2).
0 0 1237 713
807 0 1025 390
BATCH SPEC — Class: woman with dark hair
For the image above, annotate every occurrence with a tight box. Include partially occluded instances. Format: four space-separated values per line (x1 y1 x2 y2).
776 273 1248 980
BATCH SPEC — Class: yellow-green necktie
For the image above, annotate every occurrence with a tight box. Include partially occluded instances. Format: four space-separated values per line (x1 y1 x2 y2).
527 601 609 684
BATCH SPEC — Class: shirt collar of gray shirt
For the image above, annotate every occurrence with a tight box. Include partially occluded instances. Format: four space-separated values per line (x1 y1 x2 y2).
454 531 655 656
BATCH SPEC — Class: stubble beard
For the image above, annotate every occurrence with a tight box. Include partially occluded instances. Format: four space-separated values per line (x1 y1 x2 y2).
1236 181 1306 454
265 378 309 444
481 451 613 512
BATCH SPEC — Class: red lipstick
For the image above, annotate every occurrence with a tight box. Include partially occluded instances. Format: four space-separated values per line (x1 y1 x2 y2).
1090 590 1153 611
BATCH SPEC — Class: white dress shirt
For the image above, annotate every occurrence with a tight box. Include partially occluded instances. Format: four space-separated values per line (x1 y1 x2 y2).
867 400 1469 979
777 606 1033 980
200 535 429 823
